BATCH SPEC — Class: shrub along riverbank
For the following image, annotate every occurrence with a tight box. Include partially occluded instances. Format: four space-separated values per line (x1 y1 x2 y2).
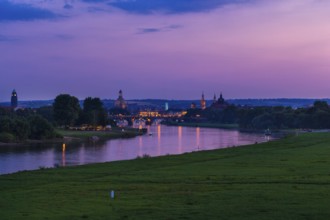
2 132 330 219
57 127 147 141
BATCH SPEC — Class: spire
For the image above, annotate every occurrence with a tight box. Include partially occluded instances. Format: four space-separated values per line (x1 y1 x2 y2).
200 91 206 110
218 92 225 104
213 93 217 103
11 89 18 108
115 89 127 109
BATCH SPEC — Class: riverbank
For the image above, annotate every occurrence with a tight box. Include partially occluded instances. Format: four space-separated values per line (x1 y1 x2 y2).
164 122 311 139
57 127 147 141
0 127 147 146
1 132 330 219
163 121 239 129
162 121 317 137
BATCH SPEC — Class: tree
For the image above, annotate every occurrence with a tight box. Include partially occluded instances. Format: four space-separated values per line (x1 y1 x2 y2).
238 107 267 129
36 106 54 124
82 97 107 126
12 117 30 140
312 110 330 129
0 116 12 133
222 105 238 123
313 101 329 111
15 108 34 117
53 94 81 126
251 113 275 129
28 115 56 140
0 107 13 117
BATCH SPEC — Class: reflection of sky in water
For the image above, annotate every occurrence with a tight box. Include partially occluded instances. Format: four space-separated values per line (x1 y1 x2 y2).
0 125 272 175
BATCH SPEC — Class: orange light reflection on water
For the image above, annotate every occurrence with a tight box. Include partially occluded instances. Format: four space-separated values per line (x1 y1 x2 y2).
157 125 161 155
138 136 143 157
178 126 182 154
62 143 66 167
196 127 200 151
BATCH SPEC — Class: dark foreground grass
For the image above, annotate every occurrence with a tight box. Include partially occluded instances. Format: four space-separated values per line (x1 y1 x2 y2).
1 133 330 219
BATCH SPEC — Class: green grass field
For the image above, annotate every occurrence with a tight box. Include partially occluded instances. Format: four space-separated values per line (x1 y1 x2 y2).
1 132 330 219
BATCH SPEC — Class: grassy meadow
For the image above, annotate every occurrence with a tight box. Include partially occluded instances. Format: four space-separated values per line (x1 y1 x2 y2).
1 132 330 219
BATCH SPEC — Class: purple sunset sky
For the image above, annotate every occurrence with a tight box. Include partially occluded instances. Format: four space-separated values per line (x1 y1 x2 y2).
0 0 329 101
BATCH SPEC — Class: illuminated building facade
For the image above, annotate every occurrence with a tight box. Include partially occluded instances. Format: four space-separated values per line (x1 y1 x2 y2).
200 92 206 110
138 110 187 118
139 111 160 117
114 90 127 109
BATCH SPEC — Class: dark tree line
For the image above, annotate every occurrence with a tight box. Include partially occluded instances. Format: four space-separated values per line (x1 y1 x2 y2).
0 108 58 143
0 94 112 143
184 101 330 130
238 101 330 129
184 104 238 124
53 94 81 126
52 94 110 128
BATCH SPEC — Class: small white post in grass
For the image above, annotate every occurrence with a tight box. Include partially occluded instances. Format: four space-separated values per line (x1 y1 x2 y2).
110 190 115 200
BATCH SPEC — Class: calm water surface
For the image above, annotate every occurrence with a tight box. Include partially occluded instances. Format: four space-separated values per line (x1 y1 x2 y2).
0 125 272 175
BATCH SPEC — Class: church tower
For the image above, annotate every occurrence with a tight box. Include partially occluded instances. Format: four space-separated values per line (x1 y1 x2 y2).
114 89 127 109
11 89 18 108
119 90 123 99
200 92 206 110
210 92 228 109
213 94 217 104
218 92 225 104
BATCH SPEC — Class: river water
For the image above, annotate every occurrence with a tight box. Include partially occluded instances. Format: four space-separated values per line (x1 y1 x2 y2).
0 125 272 175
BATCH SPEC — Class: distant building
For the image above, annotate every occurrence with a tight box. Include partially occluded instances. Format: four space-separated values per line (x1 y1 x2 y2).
200 92 206 110
211 93 228 109
213 94 217 104
165 102 169 111
11 89 18 108
139 111 160 117
114 90 127 109
165 110 187 118
191 102 197 109
116 119 128 127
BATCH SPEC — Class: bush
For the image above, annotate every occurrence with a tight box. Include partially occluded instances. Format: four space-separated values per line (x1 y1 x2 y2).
0 116 12 133
12 118 30 140
0 132 16 143
28 115 56 140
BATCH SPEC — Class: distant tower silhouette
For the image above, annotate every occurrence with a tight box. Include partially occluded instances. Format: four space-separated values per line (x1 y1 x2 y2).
200 92 206 110
210 92 228 109
11 89 18 108
114 89 127 109
218 92 225 104
213 93 217 104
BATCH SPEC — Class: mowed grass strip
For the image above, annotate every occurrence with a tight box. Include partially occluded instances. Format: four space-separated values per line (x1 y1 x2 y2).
1 133 330 219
